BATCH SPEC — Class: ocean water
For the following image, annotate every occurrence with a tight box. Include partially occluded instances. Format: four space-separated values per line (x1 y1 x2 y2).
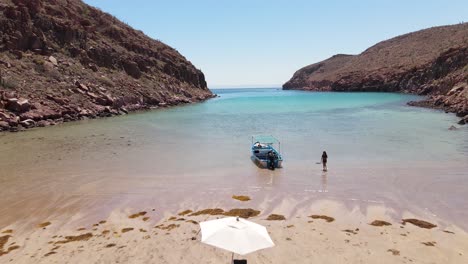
0 88 467 228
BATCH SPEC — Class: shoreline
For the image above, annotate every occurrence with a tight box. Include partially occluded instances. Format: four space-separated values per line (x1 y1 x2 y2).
1 88 466 134
282 88 468 125
407 98 468 125
0 93 217 133
1 198 467 263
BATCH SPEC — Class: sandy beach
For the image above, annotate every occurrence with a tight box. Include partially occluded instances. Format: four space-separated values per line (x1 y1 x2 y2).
1 0 467 262
1 196 467 264
1 90 467 263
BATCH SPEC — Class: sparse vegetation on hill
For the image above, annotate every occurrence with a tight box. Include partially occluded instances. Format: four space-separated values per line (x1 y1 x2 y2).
0 0 213 132
284 23 468 124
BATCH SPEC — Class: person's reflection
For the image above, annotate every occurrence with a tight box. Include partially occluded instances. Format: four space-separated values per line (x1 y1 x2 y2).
267 172 274 185
320 171 328 193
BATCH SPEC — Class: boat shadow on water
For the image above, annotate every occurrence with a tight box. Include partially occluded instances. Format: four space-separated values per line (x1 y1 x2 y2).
250 155 275 169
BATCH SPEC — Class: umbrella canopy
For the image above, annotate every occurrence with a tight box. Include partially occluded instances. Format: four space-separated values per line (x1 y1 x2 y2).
200 217 275 255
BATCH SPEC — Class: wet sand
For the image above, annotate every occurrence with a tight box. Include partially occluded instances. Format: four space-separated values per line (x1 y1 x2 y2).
1 198 467 263
1 148 468 263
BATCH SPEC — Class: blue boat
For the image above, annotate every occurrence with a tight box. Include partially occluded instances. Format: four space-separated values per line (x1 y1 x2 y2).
251 135 283 169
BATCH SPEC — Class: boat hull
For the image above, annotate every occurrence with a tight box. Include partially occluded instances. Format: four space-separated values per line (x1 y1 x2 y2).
251 147 283 169
252 157 282 168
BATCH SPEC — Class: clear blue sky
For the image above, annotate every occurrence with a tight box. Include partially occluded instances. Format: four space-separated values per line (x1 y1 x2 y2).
83 0 467 88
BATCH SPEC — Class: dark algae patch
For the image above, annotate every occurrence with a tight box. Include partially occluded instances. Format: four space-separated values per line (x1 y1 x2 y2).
0 247 19 256
422 241 436 246
387 249 400 256
188 208 260 218
51 246 60 251
129 212 147 219
266 214 286 221
0 235 17 256
55 233 93 244
343 229 358 235
224 209 260 218
402 219 437 229
189 208 224 216
8 245 19 251
370 220 392 227
186 220 198 225
232 195 251 202
38 222 51 228
121 228 134 233
154 224 179 231
309 215 335 222
1 230 13 234
178 210 193 216
0 235 11 250
105 243 116 248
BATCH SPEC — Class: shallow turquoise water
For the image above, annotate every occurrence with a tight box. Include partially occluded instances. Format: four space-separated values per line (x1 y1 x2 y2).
125 88 467 165
0 88 467 228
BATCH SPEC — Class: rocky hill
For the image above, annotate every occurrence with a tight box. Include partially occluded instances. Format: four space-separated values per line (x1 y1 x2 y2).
283 23 468 124
0 0 213 132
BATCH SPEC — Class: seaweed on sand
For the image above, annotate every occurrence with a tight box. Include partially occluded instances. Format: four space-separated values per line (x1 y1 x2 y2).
38 222 51 228
224 209 260 218
309 215 335 223
266 214 286 221
402 219 437 229
154 224 179 231
178 210 193 216
370 220 392 227
189 208 261 219
129 212 147 219
121 228 134 233
232 195 251 202
189 208 224 216
55 233 93 244
0 235 11 253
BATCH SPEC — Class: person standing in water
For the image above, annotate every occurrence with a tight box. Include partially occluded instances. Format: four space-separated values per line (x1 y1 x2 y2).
268 151 276 170
321 151 328 171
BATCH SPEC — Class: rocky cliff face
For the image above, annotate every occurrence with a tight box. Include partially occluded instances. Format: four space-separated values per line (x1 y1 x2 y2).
283 23 468 124
0 0 213 132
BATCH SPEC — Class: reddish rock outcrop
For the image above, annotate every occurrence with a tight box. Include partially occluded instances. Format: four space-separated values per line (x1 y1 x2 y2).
0 0 213 132
283 23 468 123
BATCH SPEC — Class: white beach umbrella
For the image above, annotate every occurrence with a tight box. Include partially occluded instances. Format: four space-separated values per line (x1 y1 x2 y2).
200 216 275 256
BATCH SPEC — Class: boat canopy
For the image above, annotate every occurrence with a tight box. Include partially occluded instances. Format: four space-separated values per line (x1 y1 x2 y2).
252 135 280 145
